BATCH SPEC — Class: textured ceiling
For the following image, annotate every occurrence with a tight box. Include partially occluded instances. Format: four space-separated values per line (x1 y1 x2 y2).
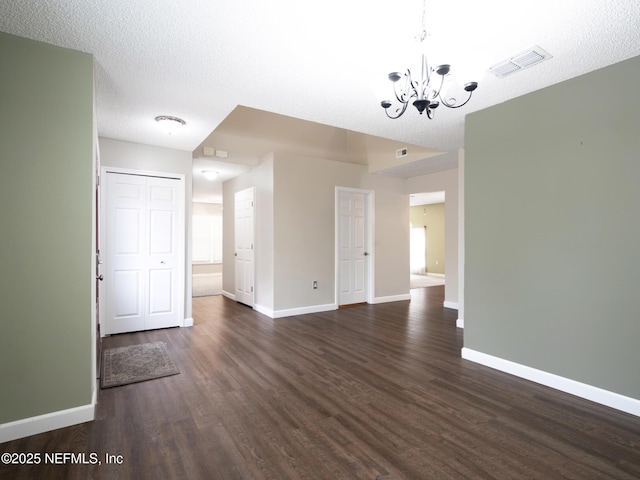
2 0 639 189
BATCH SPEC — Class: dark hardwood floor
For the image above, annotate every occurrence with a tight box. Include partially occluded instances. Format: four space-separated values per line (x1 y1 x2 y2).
2 286 640 479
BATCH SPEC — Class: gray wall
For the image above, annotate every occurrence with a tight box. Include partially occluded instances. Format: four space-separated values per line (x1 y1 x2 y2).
0 33 94 423
465 55 640 399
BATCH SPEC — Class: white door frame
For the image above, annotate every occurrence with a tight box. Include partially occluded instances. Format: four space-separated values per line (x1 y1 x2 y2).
335 187 375 305
99 166 186 335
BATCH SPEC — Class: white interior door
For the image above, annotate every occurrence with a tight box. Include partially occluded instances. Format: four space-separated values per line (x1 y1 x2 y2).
338 189 371 305
102 170 185 335
235 187 255 307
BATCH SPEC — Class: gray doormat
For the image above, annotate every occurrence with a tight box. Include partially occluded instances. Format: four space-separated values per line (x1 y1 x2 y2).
101 341 180 388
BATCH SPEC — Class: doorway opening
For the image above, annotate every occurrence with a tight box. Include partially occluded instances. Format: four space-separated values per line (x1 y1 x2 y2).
409 192 446 289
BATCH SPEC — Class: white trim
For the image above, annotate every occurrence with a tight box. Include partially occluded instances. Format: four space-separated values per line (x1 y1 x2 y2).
222 289 236 300
461 348 640 417
183 317 194 327
253 303 273 317
456 318 464 328
444 300 459 310
373 294 411 304
255 303 338 319
0 403 95 444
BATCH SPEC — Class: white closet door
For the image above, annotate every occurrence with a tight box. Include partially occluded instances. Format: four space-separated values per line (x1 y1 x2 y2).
102 171 184 335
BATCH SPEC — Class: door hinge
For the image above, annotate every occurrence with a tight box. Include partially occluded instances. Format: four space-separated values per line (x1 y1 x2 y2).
96 175 100 186
251 243 254 250
251 286 254 292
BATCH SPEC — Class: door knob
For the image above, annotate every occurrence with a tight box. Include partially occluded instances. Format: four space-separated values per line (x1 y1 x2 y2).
364 252 369 256
97 274 104 281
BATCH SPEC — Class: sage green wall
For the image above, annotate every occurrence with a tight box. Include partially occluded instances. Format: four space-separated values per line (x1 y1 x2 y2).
410 203 445 274
465 55 640 399
0 33 94 423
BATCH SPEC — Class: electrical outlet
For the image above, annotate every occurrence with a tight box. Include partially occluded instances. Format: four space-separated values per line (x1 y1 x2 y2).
312 281 318 289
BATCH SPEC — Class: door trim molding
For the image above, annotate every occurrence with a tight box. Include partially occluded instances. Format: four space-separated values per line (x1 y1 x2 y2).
334 186 375 306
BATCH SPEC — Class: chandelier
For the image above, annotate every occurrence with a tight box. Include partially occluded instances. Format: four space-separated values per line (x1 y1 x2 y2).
380 1 478 120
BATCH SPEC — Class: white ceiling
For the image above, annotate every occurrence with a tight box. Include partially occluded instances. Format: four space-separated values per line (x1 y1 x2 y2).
2 0 639 198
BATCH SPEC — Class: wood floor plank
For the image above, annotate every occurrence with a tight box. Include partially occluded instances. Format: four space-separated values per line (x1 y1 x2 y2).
2 286 640 479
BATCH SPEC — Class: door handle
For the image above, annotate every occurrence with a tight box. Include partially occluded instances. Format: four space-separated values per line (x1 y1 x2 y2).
364 252 369 256
96 275 104 281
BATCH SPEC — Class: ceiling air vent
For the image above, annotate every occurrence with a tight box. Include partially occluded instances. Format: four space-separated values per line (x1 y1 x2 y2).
489 46 552 78
396 147 408 159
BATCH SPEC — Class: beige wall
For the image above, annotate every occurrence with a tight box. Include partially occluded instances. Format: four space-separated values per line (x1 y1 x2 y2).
407 166 459 307
223 154 275 310
410 203 445 275
0 33 94 428
98 137 194 320
223 152 408 315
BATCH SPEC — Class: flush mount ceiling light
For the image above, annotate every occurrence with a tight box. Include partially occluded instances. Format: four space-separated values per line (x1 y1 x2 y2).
202 170 218 181
155 115 186 135
380 0 478 120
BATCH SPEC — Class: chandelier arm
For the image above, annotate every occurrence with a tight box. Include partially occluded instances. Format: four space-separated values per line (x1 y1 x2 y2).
437 75 475 109
440 90 474 109
384 101 409 119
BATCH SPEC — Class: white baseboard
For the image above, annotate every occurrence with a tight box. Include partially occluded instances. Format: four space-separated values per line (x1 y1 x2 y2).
0 402 95 444
456 318 464 328
253 303 273 317
183 317 194 327
444 300 459 310
257 303 338 319
461 347 640 417
373 294 411 304
221 289 235 300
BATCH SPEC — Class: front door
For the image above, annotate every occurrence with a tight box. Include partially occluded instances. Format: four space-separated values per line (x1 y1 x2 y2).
101 170 185 335
235 187 255 307
337 188 372 305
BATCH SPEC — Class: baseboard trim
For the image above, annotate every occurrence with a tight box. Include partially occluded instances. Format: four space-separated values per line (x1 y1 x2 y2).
253 303 273 317
373 294 411 304
461 347 640 417
456 318 464 328
270 303 337 319
183 317 194 327
444 300 459 310
221 290 235 301
0 402 95 444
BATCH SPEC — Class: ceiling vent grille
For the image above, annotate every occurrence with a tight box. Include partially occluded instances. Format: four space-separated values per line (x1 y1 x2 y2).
490 46 552 78
396 147 408 159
